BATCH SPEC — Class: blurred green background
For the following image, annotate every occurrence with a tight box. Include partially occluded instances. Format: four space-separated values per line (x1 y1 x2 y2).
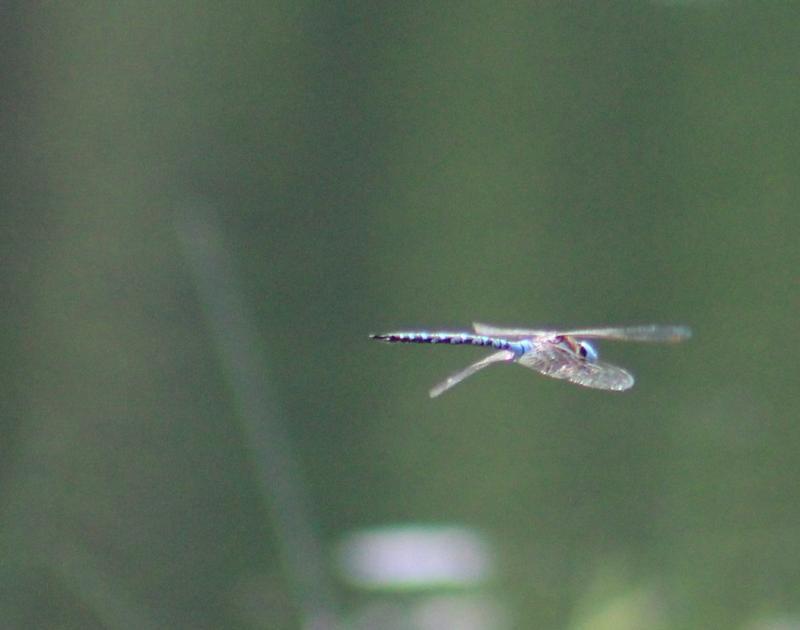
2 2 798 629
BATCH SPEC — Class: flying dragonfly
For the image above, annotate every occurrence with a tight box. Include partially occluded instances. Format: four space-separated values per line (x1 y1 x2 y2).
370 323 691 398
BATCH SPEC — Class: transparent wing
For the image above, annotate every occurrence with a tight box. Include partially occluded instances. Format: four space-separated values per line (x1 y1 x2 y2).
473 322 555 338
429 350 513 398
551 325 691 343
473 322 691 343
517 345 634 391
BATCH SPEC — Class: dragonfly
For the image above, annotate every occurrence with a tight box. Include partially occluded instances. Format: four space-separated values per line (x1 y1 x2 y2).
370 322 691 398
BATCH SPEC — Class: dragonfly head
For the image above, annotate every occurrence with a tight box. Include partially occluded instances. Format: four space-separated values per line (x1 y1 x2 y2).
578 341 598 363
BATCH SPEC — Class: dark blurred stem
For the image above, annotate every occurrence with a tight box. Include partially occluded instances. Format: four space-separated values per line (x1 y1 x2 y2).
176 206 338 630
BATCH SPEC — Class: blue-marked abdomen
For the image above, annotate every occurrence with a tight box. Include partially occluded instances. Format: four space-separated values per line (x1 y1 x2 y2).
370 331 512 350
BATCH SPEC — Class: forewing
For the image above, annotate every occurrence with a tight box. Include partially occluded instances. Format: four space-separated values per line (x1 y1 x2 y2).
429 350 513 398
555 325 691 343
517 345 634 391
474 322 690 343
472 322 555 339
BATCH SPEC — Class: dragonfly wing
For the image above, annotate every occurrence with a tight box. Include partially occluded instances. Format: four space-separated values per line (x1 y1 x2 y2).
472 322 555 339
563 360 634 390
555 325 692 343
474 322 691 343
429 350 513 398
517 346 634 391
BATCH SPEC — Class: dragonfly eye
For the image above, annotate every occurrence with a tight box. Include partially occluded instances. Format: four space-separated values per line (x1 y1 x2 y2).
578 342 598 363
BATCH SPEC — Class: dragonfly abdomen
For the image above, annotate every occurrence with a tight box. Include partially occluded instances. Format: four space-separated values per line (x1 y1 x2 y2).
370 331 513 350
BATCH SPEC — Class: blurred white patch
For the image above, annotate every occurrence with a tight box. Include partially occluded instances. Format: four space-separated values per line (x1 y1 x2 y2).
336 524 494 590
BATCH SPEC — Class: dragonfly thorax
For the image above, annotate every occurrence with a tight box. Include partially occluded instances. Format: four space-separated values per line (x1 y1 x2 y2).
554 335 598 363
